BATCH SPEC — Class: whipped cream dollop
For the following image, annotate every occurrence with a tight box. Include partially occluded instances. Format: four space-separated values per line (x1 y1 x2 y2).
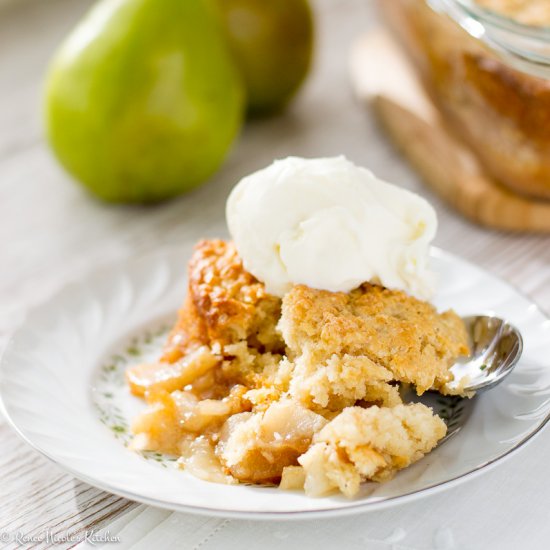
226 156 437 298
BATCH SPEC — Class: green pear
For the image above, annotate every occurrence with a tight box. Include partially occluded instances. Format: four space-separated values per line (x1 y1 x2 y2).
44 0 244 203
219 0 313 116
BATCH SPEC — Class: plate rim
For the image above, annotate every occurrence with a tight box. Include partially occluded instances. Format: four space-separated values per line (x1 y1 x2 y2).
1 246 549 520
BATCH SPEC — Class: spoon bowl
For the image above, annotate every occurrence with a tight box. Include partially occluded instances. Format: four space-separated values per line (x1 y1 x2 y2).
447 315 523 394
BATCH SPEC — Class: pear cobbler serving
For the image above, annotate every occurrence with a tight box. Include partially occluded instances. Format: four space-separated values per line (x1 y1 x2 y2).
126 157 471 497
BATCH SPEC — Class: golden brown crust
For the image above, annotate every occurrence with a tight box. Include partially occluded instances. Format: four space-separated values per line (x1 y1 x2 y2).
381 0 550 200
280 283 470 395
162 240 469 401
162 239 283 363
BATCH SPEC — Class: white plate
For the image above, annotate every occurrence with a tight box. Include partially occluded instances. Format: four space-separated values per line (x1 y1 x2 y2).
1 245 549 519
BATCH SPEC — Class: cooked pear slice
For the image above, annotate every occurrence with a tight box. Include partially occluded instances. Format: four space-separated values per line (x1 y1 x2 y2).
126 346 220 397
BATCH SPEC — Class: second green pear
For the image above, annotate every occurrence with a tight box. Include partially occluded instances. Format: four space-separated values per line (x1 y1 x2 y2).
219 0 314 116
45 0 244 203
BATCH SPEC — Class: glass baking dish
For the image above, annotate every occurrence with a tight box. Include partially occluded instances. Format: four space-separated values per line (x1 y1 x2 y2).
379 0 550 200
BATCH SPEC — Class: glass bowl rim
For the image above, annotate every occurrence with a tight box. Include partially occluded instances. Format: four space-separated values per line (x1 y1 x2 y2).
433 0 550 39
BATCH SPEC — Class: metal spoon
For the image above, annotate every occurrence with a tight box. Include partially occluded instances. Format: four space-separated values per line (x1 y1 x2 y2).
407 315 523 442
447 315 523 394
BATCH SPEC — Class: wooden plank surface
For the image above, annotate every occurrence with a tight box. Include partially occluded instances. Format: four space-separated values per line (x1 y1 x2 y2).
0 0 549 547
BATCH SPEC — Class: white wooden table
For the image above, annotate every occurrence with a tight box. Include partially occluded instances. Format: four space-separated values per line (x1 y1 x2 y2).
1 0 549 548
